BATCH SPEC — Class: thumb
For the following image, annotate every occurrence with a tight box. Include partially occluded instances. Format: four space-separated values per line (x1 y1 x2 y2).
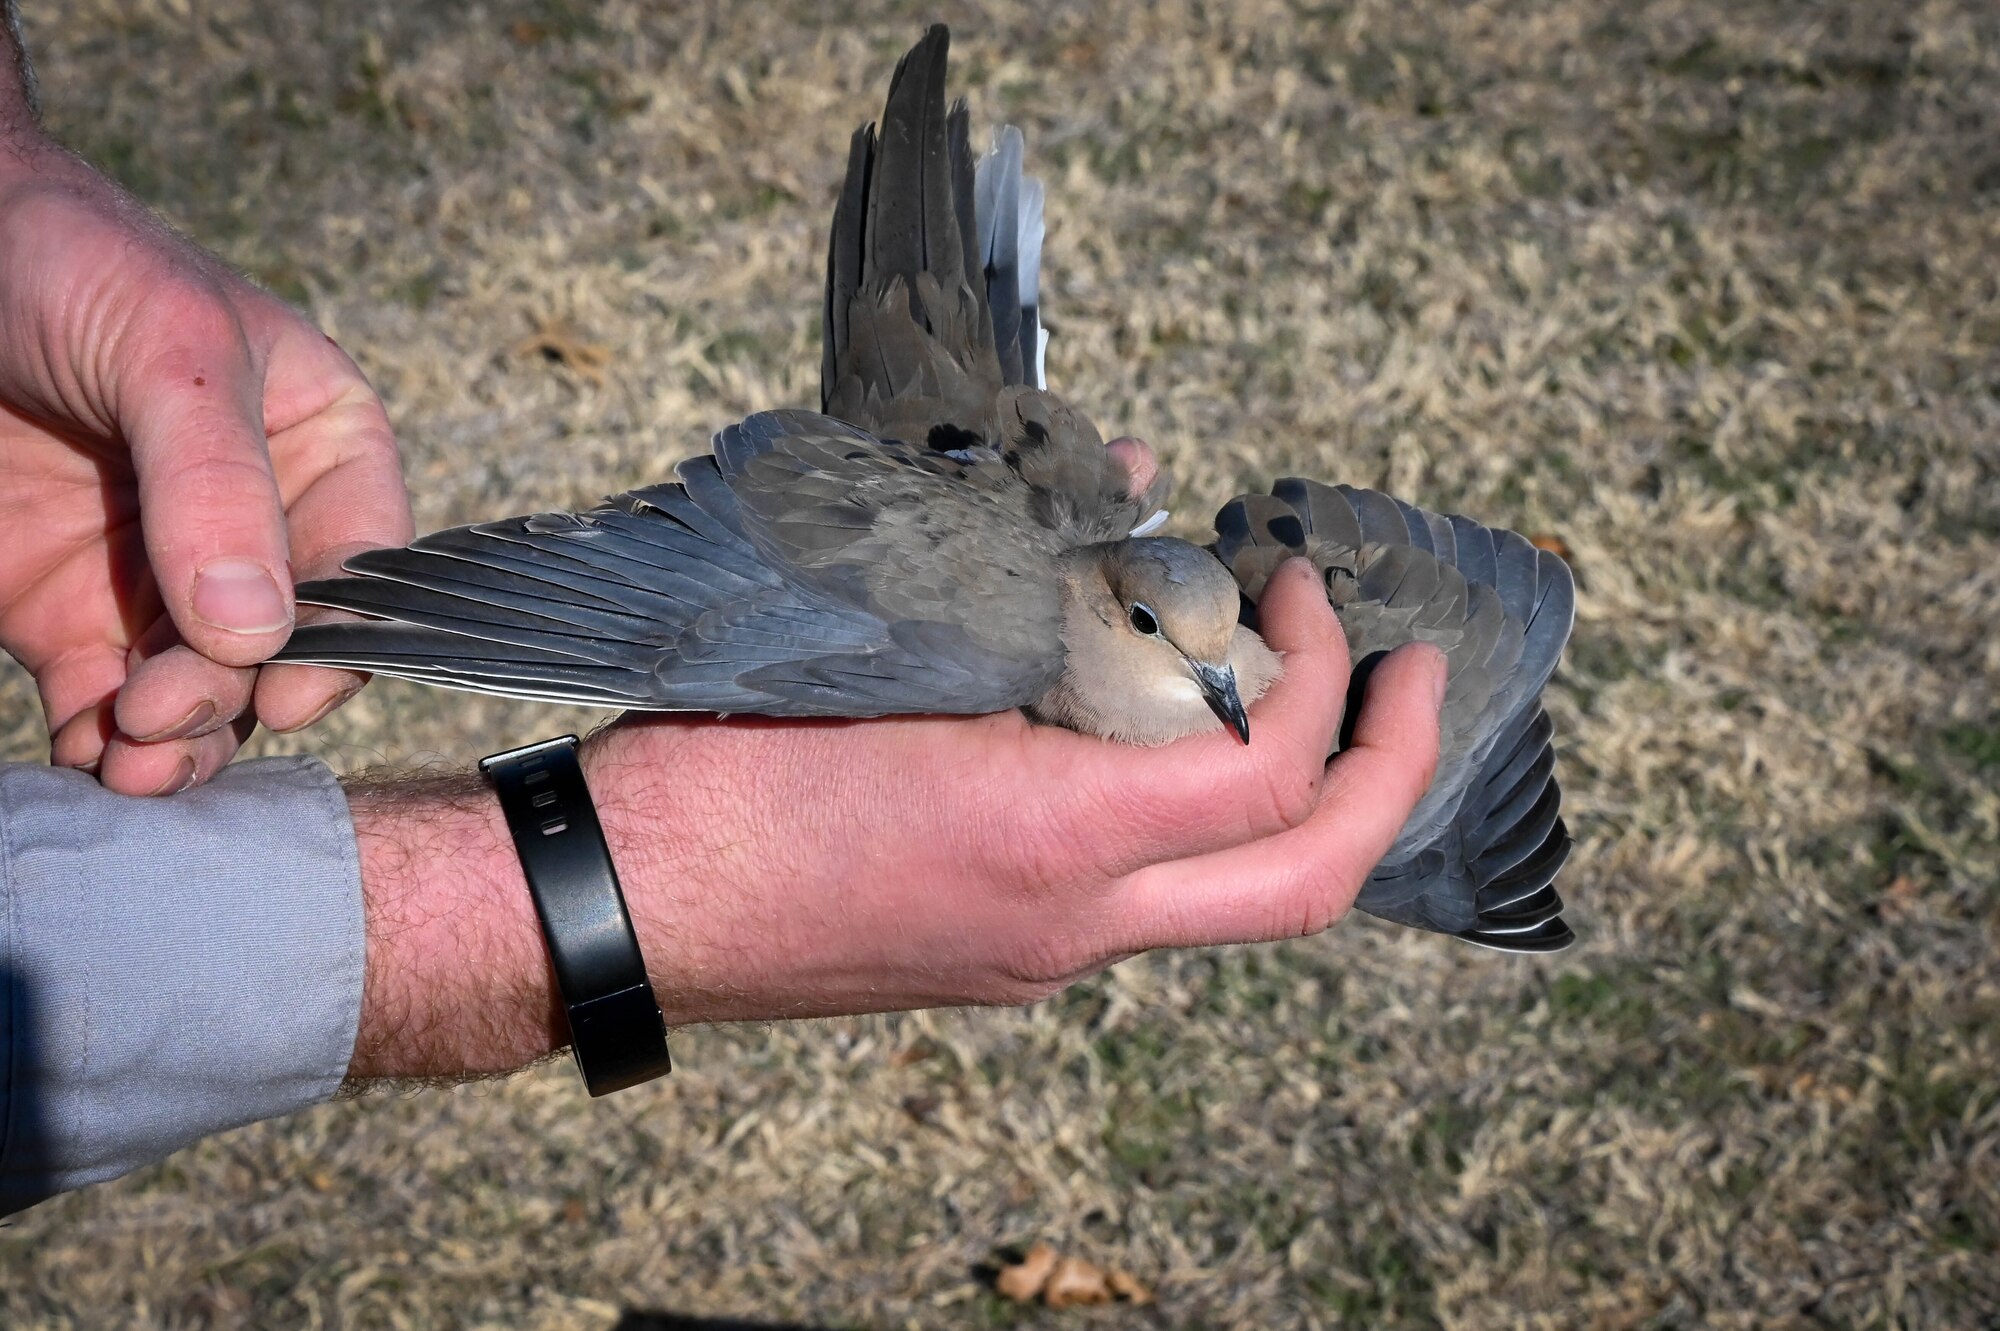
120 315 294 669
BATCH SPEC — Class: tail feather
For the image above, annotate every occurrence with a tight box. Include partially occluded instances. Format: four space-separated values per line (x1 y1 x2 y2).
820 27 1057 421
864 26 962 300
822 125 876 410
975 125 1048 389
947 101 980 307
820 25 1004 438
976 127 1024 384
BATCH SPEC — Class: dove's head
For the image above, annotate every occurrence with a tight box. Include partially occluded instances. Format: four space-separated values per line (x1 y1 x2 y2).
1043 538 1282 746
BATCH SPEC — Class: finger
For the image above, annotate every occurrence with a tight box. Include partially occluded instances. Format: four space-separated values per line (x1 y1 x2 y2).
253 537 383 734
1105 436 1159 497
257 661 367 735
98 710 257 797
1016 558 1351 873
252 330 411 733
50 696 117 772
111 616 255 743
38 644 128 771
1117 641 1447 950
118 291 295 669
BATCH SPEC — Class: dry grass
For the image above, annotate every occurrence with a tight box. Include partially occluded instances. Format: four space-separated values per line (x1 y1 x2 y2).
4 0 1998 1326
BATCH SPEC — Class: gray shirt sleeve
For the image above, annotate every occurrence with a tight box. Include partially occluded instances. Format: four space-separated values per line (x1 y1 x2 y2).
0 755 364 1216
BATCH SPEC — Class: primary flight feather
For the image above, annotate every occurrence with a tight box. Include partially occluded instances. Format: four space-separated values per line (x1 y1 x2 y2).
277 25 1577 952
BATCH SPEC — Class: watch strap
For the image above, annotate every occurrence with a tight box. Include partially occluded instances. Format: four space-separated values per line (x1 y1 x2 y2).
480 735 671 1096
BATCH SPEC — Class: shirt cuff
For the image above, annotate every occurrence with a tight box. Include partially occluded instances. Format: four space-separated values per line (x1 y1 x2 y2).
0 755 363 1215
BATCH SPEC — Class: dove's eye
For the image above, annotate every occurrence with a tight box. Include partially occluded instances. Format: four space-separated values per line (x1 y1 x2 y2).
1127 603 1160 636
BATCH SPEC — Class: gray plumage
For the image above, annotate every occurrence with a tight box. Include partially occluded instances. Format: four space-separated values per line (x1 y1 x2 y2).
1214 483 1576 952
276 24 1578 952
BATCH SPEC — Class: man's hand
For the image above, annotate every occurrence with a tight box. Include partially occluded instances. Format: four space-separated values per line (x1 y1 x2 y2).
344 560 1445 1079
0 135 413 794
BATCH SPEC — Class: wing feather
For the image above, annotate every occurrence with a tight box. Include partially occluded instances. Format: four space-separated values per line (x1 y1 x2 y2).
280 410 1067 718
1214 478 1577 952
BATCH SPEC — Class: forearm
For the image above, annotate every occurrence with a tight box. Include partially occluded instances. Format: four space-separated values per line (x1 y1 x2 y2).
342 770 566 1082
340 740 728 1082
339 728 867 1084
0 12 151 200
1 2 37 138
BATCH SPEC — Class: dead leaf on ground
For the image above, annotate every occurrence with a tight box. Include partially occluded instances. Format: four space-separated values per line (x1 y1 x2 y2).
1107 1268 1155 1305
995 1243 1058 1302
995 1244 1153 1309
511 315 612 386
889 1037 938 1068
1879 873 1921 918
1529 533 1575 562
1043 1257 1114 1309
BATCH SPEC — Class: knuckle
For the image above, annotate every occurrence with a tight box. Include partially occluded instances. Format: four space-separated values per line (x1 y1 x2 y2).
129 277 244 363
153 445 273 498
1246 751 1319 833
990 761 1145 895
987 971 1069 1009
988 935 1096 1006
1009 826 1131 911
1280 870 1354 940
1124 867 1206 951
143 456 283 567
1294 881 1350 938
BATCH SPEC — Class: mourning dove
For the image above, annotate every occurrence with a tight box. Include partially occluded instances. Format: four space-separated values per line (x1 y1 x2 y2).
276 25 1576 951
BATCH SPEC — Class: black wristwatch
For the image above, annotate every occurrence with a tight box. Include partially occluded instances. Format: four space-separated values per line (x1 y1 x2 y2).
479 736 672 1096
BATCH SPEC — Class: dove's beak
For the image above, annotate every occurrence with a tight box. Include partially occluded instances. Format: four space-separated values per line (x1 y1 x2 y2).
1193 662 1250 744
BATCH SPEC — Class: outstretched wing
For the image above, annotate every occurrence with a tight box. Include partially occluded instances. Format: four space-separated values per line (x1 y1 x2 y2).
1214 479 1577 953
276 410 1069 719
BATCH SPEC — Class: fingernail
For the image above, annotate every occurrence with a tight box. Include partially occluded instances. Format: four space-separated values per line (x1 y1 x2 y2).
150 756 198 797
1431 655 1450 708
131 699 219 744
269 682 361 734
193 559 291 635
